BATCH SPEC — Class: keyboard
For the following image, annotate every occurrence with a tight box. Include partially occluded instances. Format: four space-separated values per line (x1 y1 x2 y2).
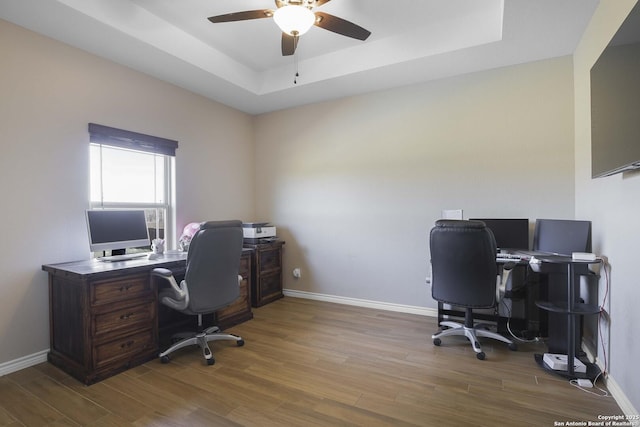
496 253 525 262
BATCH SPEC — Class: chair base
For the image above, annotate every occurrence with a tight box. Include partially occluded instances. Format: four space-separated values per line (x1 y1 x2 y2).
432 320 516 360
159 326 244 365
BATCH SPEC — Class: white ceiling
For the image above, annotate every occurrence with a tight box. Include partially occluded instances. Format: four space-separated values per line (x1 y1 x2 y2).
0 0 599 115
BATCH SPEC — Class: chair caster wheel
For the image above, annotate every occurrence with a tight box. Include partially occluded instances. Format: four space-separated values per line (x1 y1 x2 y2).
160 355 170 364
433 338 441 346
206 357 215 366
477 352 486 360
509 343 518 351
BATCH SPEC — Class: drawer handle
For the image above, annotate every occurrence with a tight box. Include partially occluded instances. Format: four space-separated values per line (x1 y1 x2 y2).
120 340 134 349
119 312 134 320
119 285 132 292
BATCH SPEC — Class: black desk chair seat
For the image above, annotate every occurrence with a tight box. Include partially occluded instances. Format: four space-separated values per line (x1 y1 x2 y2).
430 219 517 360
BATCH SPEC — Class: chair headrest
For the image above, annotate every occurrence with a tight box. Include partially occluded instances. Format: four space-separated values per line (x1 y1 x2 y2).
199 220 243 230
435 219 486 230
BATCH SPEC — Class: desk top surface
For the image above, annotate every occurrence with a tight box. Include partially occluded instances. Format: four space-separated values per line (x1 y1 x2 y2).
43 247 255 278
498 250 601 265
42 251 189 277
530 254 601 265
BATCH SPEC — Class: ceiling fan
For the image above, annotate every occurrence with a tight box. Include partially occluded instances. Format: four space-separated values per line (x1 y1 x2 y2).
207 0 371 56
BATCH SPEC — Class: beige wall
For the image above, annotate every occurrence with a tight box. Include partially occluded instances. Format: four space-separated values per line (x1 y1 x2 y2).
254 56 576 307
5 5 637 413
0 19 254 364
574 0 639 413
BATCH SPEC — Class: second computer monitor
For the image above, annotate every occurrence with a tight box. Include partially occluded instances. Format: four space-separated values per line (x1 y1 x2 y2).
470 218 530 251
533 219 592 255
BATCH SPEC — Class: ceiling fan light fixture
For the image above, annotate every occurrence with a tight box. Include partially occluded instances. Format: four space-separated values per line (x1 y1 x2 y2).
273 5 316 36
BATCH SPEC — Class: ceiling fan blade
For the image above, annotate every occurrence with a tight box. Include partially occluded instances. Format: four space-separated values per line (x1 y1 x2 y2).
281 33 297 56
314 12 371 41
208 10 274 24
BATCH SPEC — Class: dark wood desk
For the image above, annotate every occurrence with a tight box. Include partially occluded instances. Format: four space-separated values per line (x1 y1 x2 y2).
42 250 253 385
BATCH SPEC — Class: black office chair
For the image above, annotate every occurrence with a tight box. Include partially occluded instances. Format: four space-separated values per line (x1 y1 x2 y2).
430 219 517 360
152 220 245 365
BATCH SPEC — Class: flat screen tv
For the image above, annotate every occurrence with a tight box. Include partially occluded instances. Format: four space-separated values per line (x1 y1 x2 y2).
86 209 150 254
590 3 640 178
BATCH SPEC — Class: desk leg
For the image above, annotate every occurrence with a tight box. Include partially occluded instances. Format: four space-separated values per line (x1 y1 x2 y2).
567 263 576 377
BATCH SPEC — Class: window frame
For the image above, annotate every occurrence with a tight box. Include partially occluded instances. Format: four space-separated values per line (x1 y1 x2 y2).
88 123 178 250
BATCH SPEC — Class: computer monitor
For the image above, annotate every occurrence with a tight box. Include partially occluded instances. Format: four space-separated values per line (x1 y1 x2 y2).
469 218 529 250
86 209 150 254
532 219 592 255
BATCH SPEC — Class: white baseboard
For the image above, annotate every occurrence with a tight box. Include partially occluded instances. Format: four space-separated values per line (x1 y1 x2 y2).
283 288 438 317
0 349 48 377
605 374 639 417
582 344 638 417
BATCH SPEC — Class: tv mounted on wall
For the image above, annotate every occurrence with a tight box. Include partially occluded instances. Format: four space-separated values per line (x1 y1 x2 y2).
590 2 640 178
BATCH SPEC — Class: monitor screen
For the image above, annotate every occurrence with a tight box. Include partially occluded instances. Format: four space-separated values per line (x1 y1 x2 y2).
86 209 150 253
533 219 592 255
469 218 529 250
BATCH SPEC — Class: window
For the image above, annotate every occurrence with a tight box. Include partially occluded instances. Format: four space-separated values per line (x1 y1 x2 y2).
88 123 178 253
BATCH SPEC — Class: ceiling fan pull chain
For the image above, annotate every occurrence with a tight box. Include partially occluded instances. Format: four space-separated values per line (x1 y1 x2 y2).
294 35 299 84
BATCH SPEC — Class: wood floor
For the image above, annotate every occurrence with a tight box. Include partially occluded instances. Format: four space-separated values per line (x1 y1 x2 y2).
0 297 623 426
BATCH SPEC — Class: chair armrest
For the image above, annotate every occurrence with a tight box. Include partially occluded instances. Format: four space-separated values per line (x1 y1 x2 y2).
152 267 174 278
497 262 517 303
152 268 189 311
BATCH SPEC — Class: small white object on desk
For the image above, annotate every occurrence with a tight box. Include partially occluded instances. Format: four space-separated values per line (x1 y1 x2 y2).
572 252 596 261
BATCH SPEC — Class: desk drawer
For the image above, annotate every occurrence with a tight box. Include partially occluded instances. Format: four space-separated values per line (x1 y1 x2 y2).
93 329 155 369
258 271 282 301
258 248 281 272
93 301 155 337
92 275 150 306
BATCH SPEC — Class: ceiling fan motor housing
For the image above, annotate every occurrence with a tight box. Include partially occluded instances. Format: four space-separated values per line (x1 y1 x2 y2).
276 0 317 9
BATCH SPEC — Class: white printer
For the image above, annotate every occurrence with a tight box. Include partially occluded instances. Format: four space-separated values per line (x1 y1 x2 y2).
243 222 277 242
